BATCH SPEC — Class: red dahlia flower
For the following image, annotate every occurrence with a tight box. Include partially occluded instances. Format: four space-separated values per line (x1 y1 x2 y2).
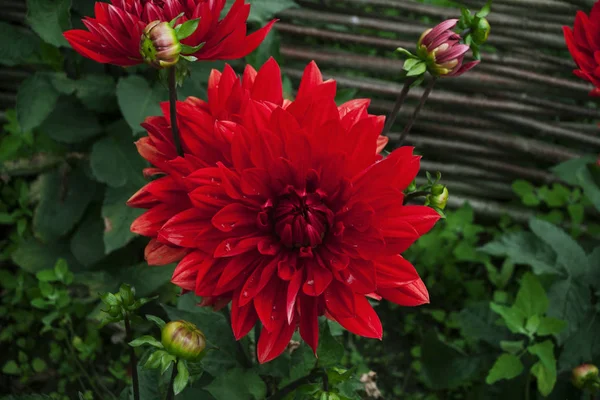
63 0 275 66
128 59 440 363
564 2 600 96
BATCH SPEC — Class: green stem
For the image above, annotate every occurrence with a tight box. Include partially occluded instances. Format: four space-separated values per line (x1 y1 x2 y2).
381 78 415 137
403 190 430 204
398 77 437 145
166 364 177 400
125 314 140 400
525 371 532 400
322 369 329 392
168 67 183 157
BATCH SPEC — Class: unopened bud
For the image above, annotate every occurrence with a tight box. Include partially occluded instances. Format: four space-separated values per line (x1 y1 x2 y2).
161 320 206 360
140 21 181 68
427 186 449 210
572 364 599 390
472 18 491 45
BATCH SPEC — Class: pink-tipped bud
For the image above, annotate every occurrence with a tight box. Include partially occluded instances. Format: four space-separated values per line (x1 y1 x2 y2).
416 19 479 77
572 364 599 390
161 320 206 360
140 21 181 68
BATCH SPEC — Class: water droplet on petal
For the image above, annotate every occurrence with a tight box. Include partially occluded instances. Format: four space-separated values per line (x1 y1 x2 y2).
307 280 314 286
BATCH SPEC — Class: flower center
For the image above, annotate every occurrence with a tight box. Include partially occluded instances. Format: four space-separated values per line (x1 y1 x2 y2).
272 186 334 248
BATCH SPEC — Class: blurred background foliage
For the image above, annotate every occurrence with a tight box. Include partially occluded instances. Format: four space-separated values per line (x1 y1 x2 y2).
1 0 600 399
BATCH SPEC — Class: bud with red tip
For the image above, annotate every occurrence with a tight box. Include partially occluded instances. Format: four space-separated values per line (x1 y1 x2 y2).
572 364 600 391
416 19 479 77
140 21 182 68
161 320 206 360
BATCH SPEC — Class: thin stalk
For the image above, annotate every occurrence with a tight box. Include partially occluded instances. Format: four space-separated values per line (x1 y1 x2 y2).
381 78 415 137
403 190 430 204
268 370 322 400
166 364 177 400
168 67 183 157
525 371 532 400
125 314 140 400
398 78 437 145
322 369 329 392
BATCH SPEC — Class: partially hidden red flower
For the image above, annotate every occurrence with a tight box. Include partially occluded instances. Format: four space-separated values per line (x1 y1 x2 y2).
128 58 441 363
63 0 275 66
564 2 600 96
417 19 479 77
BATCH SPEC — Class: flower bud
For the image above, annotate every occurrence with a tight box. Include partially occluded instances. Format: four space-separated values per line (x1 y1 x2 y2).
161 320 206 360
416 19 479 77
140 21 181 68
572 364 599 390
427 185 449 210
472 18 491 45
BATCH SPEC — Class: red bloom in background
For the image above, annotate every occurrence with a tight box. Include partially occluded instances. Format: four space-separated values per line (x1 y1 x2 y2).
563 2 600 96
128 59 440 363
63 0 275 66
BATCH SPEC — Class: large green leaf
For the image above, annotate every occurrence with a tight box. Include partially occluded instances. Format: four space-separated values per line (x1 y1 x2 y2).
11 236 82 273
75 74 117 112
485 353 524 384
317 320 344 367
70 209 105 267
479 231 558 275
513 273 548 319
551 155 595 185
577 164 600 214
113 263 175 297
91 122 147 188
138 364 161 400
0 22 43 66
222 0 297 23
205 368 266 400
489 303 526 335
117 76 166 134
529 219 588 278
40 97 103 143
16 73 60 132
102 185 144 254
528 341 557 397
547 277 590 341
26 0 71 47
33 167 96 242
457 302 510 346
558 315 600 372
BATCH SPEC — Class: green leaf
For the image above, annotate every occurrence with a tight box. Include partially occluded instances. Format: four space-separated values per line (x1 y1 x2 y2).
173 361 190 395
70 210 105 267
421 331 485 390
406 61 427 77
111 263 175 298
500 340 524 354
0 22 43 67
479 231 558 275
33 168 96 242
2 360 21 375
547 277 590 341
16 73 60 132
536 317 567 336
485 353 524 384
242 0 297 23
528 341 557 396
129 335 163 348
27 0 71 47
146 315 166 330
102 185 144 254
529 218 588 277
116 76 166 135
36 269 58 282
578 164 600 213
551 156 595 184
490 303 526 335
32 358 47 372
457 302 510 346
476 0 491 18
144 350 166 369
160 353 176 375
512 180 535 198
317 320 344 367
75 74 117 112
395 47 415 58
11 236 82 273
137 365 161 400
90 124 147 188
205 368 266 400
40 97 103 143
513 273 548 318
558 314 600 372
403 58 420 71
176 18 200 40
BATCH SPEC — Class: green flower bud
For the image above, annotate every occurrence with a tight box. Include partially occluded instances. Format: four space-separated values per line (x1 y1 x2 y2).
406 180 417 193
161 320 206 361
472 18 491 45
572 364 599 390
140 21 181 68
427 185 449 210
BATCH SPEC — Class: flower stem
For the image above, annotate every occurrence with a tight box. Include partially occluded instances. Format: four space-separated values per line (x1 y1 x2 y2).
166 363 177 400
403 190 430 204
524 371 532 400
268 370 322 400
398 77 437 145
322 369 329 392
125 314 140 400
168 67 183 157
381 78 415 137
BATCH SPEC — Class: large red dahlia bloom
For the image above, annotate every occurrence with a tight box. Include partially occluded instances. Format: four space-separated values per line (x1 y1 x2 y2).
128 59 440 363
63 0 275 66
563 1 600 96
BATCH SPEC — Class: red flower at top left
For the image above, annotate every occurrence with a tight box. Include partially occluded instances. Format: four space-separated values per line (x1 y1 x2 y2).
63 0 275 66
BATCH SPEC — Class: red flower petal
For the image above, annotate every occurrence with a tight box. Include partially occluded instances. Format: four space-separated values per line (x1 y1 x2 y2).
257 317 296 364
378 278 430 306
